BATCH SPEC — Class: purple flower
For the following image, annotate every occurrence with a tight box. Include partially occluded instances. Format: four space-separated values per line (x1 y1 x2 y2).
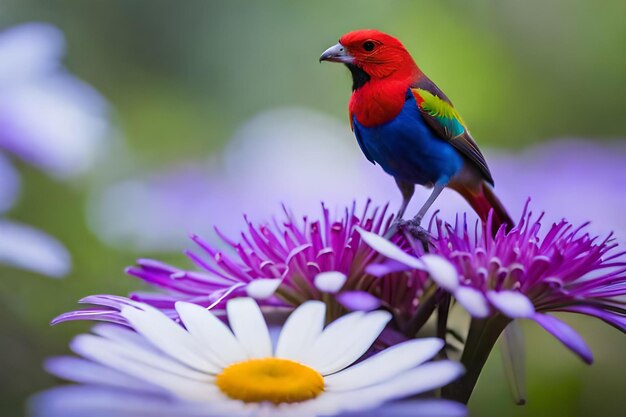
363 203 626 364
55 202 452 337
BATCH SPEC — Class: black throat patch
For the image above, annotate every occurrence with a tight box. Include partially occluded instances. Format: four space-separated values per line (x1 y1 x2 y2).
345 64 371 91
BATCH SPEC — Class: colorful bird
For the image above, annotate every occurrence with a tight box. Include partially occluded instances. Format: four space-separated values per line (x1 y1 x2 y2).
320 29 512 237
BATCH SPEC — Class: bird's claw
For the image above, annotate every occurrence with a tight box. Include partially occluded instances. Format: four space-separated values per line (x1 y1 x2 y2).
396 219 432 245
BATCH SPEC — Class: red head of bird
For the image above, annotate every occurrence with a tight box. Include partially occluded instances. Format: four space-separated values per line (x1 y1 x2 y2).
320 29 420 85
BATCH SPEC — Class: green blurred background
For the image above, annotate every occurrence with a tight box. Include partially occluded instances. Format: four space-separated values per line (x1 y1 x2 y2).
1 0 625 415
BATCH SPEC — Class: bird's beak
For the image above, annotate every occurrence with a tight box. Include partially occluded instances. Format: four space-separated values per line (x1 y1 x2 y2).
319 42 353 63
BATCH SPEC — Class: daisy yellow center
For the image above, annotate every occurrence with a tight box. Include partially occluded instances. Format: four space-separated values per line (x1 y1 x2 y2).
216 358 324 404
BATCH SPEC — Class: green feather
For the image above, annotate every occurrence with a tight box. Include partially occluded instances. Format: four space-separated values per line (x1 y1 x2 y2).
415 88 466 136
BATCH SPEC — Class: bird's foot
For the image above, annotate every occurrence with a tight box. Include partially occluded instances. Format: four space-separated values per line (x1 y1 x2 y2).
396 218 432 245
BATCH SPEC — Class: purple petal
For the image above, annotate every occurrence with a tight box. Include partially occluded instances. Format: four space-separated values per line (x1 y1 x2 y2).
0 220 70 277
337 291 383 312
533 313 593 364
79 295 141 310
377 327 410 347
487 290 535 318
561 305 626 333
51 310 127 326
366 259 411 277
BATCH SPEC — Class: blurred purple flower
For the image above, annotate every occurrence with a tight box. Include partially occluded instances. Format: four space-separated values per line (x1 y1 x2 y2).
0 22 109 177
488 139 626 245
86 107 626 252
363 203 626 364
87 108 382 251
0 22 112 277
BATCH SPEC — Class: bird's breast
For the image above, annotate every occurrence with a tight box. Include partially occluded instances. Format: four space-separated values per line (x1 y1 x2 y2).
349 80 409 127
353 93 464 185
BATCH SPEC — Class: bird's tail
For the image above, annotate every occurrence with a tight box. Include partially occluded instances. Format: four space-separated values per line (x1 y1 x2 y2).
451 181 514 236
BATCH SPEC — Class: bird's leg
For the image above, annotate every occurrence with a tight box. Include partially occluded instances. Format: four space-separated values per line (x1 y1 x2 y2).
384 179 415 238
398 182 446 243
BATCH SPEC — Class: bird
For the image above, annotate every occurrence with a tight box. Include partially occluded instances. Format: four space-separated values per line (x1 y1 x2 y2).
319 29 513 237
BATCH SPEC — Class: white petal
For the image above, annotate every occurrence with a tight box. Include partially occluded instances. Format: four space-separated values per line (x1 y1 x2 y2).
91 323 155 351
314 271 347 293
357 228 425 270
175 302 247 366
29 385 244 417
0 220 70 277
309 311 392 375
246 278 282 299
422 255 459 291
454 287 490 318
299 311 365 368
44 356 164 394
226 298 272 358
275 301 326 361
121 305 220 373
70 334 220 402
71 334 212 381
266 397 339 417
344 399 468 417
487 290 535 318
331 361 464 408
325 338 444 390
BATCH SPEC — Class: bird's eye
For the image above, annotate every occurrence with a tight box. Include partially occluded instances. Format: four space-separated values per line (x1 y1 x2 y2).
363 41 375 52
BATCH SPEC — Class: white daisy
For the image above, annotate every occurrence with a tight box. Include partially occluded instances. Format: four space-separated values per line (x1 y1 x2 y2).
33 298 465 417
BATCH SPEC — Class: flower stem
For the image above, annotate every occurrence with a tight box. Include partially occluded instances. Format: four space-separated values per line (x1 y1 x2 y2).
403 284 438 337
442 315 510 404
